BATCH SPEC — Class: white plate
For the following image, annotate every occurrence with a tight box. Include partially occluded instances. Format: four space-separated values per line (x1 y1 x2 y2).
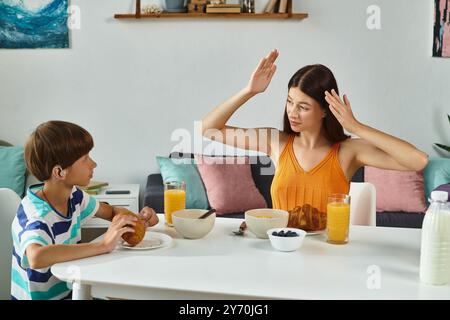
120 232 173 250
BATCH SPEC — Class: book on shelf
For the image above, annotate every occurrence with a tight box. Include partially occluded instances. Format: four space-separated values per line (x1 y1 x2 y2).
278 0 288 13
264 0 278 13
206 7 241 13
207 3 241 7
206 4 241 13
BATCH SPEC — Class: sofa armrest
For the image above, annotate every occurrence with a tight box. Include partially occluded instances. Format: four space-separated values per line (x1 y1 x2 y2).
144 174 164 213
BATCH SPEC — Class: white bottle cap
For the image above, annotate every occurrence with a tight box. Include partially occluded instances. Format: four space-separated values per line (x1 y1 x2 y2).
430 191 448 202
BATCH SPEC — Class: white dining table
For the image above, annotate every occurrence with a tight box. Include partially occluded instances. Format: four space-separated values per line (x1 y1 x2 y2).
51 214 450 300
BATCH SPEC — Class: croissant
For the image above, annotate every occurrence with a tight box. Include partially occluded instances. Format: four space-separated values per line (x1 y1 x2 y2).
288 204 327 231
117 211 146 246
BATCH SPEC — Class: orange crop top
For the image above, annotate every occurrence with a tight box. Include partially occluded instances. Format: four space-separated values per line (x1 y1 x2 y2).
270 135 350 230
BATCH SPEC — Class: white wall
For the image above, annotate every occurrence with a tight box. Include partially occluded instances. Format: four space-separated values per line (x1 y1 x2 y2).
1 0 449 206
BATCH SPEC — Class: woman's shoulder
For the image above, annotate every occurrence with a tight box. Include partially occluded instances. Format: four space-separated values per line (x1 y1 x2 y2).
268 131 291 164
275 132 293 151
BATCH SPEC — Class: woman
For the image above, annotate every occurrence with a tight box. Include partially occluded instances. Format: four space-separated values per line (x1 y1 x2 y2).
201 49 429 230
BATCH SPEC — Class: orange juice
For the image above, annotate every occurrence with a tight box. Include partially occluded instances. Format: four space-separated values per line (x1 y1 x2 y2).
326 202 350 244
164 189 186 226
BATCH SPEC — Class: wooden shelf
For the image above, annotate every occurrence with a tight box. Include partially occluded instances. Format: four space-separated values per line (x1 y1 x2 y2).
114 0 308 20
114 12 308 19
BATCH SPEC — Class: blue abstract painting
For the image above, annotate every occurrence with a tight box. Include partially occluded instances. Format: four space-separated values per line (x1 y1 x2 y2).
0 0 69 49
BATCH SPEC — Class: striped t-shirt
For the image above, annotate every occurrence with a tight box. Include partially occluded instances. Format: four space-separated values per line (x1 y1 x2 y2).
11 184 99 300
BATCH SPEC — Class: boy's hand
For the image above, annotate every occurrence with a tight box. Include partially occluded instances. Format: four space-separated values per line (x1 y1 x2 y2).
101 214 137 253
139 206 159 228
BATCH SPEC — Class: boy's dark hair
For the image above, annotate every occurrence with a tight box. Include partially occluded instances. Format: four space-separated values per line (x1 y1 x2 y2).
24 121 94 181
283 64 350 144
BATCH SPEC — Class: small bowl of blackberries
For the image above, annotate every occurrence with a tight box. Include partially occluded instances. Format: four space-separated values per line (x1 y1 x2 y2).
267 228 307 252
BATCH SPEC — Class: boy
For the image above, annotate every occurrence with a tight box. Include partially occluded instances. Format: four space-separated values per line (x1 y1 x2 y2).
11 121 159 300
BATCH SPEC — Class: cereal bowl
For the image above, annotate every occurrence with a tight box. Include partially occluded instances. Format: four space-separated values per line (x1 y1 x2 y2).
245 209 289 239
172 209 215 239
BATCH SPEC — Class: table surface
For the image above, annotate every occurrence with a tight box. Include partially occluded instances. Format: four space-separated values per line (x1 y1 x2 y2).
52 214 450 300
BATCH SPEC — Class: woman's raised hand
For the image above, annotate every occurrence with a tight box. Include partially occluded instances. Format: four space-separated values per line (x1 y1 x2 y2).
325 89 361 134
245 49 279 94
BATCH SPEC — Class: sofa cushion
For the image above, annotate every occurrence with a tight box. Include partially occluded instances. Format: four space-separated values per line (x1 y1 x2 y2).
195 155 267 215
0 146 27 197
364 166 427 213
156 156 209 209
423 157 450 203
376 212 425 228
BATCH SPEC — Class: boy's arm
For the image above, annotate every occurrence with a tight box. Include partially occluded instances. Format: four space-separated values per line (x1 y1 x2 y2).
95 203 159 228
25 213 138 269
94 202 122 221
26 242 107 270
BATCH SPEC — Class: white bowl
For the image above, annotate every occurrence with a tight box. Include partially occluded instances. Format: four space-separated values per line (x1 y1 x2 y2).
245 209 289 239
172 209 216 239
267 227 306 252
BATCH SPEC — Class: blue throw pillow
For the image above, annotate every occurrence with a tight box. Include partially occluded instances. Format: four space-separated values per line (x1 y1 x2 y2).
0 146 26 197
156 156 209 209
423 156 450 202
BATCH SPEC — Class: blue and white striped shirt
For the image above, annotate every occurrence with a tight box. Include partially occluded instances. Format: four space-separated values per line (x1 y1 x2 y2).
11 184 99 300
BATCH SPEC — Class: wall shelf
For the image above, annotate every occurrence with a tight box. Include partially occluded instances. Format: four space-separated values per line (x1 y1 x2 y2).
114 13 308 19
114 0 308 20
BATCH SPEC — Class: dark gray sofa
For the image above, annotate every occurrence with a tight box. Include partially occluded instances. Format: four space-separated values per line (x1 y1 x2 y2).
144 153 425 228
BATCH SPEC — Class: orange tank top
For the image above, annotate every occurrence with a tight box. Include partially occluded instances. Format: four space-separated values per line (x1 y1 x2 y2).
270 135 350 230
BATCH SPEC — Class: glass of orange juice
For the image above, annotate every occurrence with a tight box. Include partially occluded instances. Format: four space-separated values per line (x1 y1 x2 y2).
326 194 351 244
164 181 186 226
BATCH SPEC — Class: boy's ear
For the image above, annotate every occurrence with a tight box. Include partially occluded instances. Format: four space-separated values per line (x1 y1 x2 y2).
52 165 67 179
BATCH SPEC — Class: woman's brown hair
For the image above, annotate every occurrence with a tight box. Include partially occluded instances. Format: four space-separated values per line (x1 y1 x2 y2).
24 121 93 181
283 64 350 143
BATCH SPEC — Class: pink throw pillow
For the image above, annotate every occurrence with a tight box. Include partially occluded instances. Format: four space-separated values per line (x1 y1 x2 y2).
364 166 427 213
195 155 267 215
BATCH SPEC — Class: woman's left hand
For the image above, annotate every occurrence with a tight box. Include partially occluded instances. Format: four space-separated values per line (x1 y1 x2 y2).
139 206 159 228
324 89 361 134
